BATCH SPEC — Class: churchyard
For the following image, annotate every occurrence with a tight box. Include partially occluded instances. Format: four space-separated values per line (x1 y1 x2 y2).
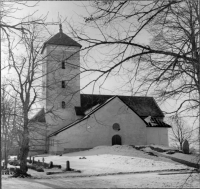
2 145 200 188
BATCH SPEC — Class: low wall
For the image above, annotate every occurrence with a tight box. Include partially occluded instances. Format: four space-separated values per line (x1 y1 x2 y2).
152 151 200 169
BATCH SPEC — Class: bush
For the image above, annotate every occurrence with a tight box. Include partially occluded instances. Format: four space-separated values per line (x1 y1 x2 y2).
36 167 44 172
8 159 20 166
27 164 44 172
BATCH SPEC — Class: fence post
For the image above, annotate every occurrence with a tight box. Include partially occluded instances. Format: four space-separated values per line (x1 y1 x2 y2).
42 157 44 166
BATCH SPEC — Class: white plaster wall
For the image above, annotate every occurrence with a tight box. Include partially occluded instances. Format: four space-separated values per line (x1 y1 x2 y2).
42 45 81 134
146 127 169 146
49 97 147 153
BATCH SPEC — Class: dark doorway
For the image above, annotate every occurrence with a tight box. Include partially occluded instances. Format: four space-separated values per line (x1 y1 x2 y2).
112 135 122 145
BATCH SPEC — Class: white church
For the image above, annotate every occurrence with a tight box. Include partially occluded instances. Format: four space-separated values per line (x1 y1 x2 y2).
30 25 171 155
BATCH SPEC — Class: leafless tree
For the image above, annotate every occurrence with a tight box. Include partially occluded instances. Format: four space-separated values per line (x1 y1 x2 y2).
3 21 54 175
0 1 60 176
169 115 198 151
66 0 200 150
1 84 17 169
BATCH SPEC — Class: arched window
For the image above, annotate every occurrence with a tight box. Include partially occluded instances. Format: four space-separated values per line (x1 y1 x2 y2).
62 101 66 109
62 61 65 69
112 135 122 145
113 123 120 131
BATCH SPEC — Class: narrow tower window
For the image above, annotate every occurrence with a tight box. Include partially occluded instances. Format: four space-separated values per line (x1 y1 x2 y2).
62 81 65 88
61 101 66 109
62 61 65 69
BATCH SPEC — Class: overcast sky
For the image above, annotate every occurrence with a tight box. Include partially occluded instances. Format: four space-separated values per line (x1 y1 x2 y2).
3 1 148 96
2 1 198 127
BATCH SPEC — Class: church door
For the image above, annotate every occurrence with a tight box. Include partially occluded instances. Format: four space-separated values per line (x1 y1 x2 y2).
112 135 122 145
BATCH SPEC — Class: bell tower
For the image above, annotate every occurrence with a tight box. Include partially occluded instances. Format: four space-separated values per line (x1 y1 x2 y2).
41 25 82 133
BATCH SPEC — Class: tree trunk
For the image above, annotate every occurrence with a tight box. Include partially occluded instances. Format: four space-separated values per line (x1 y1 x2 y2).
4 135 7 169
19 128 29 174
179 142 183 151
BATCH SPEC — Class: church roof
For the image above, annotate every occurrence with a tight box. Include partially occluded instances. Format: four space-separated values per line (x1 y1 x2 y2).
31 94 165 125
145 116 171 128
76 94 164 118
41 24 81 53
49 95 169 137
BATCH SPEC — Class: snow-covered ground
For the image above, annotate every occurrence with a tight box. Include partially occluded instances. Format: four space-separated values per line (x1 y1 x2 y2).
32 145 190 177
138 145 200 165
2 145 200 188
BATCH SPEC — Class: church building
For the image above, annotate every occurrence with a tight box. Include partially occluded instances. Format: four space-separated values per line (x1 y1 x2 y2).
30 25 171 155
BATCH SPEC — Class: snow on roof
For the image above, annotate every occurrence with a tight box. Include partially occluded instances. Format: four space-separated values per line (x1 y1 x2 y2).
145 117 171 128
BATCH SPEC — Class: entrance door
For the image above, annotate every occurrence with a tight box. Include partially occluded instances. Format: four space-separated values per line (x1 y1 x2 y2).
112 135 121 145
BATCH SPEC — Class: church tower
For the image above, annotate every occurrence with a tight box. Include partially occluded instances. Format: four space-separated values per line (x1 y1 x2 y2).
41 25 82 133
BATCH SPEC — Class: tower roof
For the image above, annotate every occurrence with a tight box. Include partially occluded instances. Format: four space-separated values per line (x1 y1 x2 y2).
41 24 82 53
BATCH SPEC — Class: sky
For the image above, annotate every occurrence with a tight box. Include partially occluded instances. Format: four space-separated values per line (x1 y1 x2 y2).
2 1 151 96
1 1 199 128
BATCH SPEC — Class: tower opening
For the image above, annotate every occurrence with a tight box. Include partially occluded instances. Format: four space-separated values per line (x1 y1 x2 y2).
61 81 65 88
61 101 66 109
62 61 65 69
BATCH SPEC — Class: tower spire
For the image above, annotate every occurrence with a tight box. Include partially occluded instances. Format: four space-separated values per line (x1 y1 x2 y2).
59 24 63 33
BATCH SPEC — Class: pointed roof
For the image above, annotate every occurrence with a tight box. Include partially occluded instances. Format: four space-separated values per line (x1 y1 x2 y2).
49 96 170 137
75 94 164 118
41 24 82 53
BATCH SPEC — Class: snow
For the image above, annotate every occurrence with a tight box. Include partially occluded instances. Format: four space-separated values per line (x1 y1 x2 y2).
2 145 200 188
150 144 177 151
138 144 200 165
163 152 200 164
32 145 190 177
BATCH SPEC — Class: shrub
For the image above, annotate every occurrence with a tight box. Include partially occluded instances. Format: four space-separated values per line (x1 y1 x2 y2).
36 167 44 172
27 164 44 172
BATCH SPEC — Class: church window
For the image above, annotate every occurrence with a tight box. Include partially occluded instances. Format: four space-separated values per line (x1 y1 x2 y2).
62 101 66 109
62 81 65 88
62 61 65 69
113 123 120 131
112 135 121 145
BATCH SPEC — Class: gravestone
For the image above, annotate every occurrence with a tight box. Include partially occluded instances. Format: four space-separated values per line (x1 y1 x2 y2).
66 161 70 171
182 139 189 154
49 161 53 168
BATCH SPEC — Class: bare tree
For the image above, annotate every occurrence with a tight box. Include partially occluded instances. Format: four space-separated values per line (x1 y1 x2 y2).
69 1 199 113
1 84 17 169
4 21 52 175
0 1 60 177
0 1 47 37
66 0 200 149
169 115 198 151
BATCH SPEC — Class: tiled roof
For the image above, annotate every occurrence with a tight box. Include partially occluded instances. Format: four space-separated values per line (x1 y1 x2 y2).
76 94 164 118
145 116 171 128
49 95 169 137
41 25 81 53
